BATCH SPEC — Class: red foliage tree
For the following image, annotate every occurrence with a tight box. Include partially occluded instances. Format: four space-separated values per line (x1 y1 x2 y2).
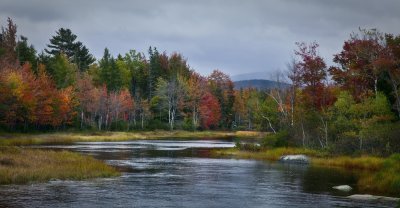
329 30 385 100
199 92 221 129
294 42 328 109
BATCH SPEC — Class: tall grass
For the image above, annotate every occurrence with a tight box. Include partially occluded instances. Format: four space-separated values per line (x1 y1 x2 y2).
312 156 384 171
0 148 120 184
212 147 326 161
357 154 400 196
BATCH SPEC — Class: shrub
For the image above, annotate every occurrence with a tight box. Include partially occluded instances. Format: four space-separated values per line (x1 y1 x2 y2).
261 131 289 148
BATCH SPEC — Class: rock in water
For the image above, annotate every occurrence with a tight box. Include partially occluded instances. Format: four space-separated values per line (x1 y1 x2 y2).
332 185 352 191
279 155 310 164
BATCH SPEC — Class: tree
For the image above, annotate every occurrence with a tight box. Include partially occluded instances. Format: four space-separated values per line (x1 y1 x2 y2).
76 72 98 128
45 28 94 71
233 90 246 129
16 36 37 70
0 18 18 70
98 48 129 92
199 92 221 129
155 77 186 130
47 53 76 89
148 46 161 98
294 42 328 109
122 50 148 98
186 72 206 128
384 34 400 118
74 42 95 72
208 70 235 128
55 86 78 127
34 64 61 127
168 52 191 79
0 64 35 129
329 29 385 100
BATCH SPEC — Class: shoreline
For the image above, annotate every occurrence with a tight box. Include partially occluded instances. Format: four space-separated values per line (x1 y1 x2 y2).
0 130 266 146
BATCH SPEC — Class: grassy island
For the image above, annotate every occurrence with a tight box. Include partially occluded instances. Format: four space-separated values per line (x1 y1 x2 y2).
0 147 119 185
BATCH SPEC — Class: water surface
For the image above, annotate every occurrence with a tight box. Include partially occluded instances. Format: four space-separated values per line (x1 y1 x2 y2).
0 140 396 208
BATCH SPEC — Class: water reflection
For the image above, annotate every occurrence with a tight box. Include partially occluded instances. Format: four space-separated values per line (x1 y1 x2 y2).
0 139 396 208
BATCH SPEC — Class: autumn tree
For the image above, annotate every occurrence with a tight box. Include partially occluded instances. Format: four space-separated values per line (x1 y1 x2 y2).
294 42 328 109
199 92 221 129
208 70 235 128
329 29 386 100
186 72 206 128
0 65 35 129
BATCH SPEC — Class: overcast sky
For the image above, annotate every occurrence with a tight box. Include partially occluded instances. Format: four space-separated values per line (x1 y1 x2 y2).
1 0 399 77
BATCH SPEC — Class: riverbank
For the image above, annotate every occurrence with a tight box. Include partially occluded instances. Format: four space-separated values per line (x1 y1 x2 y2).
0 147 120 185
212 148 400 197
0 130 266 146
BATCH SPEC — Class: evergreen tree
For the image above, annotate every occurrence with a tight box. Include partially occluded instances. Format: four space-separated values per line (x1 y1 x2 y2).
45 28 94 72
99 48 129 92
16 36 37 69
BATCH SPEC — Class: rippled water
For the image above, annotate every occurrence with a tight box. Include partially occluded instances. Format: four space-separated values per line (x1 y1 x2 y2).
0 140 396 208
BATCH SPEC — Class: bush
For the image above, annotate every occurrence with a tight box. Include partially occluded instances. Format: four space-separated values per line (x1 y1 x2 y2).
261 131 289 148
182 118 196 131
146 119 169 130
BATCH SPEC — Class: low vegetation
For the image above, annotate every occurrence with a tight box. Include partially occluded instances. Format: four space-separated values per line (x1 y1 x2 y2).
212 147 325 161
0 147 119 185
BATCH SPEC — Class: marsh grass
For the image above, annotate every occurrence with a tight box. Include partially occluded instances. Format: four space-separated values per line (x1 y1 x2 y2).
0 130 265 146
0 147 120 184
212 147 326 161
312 156 384 171
357 154 400 196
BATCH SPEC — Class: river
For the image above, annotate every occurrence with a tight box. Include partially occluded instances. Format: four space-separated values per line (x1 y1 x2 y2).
0 139 396 207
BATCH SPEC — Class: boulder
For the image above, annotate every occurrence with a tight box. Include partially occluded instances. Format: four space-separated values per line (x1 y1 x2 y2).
279 154 310 164
332 185 352 192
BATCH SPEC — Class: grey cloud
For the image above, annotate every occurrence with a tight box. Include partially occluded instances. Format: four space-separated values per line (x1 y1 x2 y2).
0 0 399 76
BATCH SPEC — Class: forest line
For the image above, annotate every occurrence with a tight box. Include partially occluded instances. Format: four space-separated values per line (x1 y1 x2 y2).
1 18 400 155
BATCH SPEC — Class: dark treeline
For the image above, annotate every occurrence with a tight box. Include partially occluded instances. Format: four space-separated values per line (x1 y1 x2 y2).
1 18 400 155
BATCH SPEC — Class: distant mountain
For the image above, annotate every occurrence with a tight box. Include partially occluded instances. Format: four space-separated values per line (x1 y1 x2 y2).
231 72 270 81
233 79 290 90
